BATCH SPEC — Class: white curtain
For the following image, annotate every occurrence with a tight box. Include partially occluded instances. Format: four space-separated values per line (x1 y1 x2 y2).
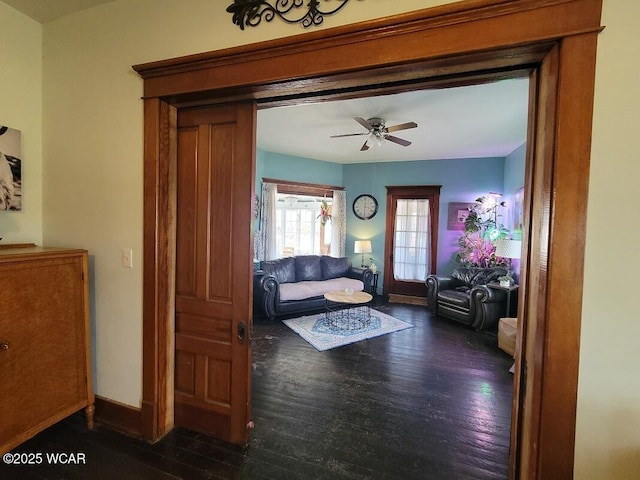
255 182 278 261
393 199 431 281
330 190 346 257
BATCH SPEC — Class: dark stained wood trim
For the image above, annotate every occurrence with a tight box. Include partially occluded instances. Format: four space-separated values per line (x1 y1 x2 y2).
509 66 542 478
94 396 142 438
536 32 598 480
261 177 344 196
513 45 560 479
135 1 603 478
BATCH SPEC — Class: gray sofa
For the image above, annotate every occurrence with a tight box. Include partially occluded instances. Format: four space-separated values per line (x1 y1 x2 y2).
254 255 373 320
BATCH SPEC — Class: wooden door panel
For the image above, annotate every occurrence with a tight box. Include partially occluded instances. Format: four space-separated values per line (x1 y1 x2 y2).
174 102 255 444
176 298 233 318
177 313 232 342
207 126 234 300
175 351 196 396
176 127 198 298
206 359 232 404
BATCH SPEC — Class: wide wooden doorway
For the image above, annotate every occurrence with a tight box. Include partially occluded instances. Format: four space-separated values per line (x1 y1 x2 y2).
134 1 603 478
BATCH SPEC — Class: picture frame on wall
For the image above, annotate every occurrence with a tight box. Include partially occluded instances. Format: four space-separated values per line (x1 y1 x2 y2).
447 202 475 230
513 187 525 235
0 125 22 211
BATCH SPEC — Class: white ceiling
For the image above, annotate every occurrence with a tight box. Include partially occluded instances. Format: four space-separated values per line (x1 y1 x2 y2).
2 0 113 23
257 78 530 164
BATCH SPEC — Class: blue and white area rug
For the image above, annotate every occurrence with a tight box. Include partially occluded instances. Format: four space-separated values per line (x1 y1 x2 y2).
283 308 414 352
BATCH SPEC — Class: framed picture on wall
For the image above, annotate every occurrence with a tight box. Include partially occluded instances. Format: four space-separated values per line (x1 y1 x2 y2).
0 125 22 211
513 187 525 234
447 202 475 230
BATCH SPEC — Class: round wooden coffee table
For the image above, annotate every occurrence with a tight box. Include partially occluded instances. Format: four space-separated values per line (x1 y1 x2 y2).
324 290 373 330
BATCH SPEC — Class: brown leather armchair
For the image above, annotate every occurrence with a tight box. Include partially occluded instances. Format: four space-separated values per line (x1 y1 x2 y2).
425 266 508 331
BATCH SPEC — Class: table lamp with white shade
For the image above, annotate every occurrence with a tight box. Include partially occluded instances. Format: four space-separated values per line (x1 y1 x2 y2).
495 238 522 284
354 240 372 268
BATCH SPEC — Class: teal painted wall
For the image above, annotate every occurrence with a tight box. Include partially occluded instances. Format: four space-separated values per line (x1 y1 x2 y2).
343 157 506 291
504 143 526 195
255 149 344 235
504 142 527 234
502 143 527 280
256 150 525 293
257 150 343 188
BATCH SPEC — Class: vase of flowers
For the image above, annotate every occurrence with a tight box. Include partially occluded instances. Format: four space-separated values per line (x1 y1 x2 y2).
317 199 332 225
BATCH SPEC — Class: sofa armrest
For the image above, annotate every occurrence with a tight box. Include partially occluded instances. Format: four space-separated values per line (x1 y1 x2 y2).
426 275 460 291
425 275 461 313
470 284 506 303
347 266 373 292
469 285 507 330
255 273 280 320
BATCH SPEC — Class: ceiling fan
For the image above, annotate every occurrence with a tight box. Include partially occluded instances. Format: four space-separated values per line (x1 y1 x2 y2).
330 117 418 151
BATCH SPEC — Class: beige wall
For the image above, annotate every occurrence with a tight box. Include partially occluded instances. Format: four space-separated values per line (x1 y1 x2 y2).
0 2 42 244
575 1 640 479
0 0 637 477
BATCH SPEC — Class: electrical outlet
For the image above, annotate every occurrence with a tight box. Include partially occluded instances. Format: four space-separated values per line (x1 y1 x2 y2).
122 248 133 268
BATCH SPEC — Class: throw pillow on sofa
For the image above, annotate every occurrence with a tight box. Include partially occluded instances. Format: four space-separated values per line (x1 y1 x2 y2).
320 256 351 279
295 255 322 282
262 257 295 284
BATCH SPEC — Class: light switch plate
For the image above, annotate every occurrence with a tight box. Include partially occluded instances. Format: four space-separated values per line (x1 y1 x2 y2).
122 248 133 268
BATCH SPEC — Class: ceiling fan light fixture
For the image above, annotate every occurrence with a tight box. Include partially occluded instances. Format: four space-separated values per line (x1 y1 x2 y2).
331 116 417 151
371 132 384 147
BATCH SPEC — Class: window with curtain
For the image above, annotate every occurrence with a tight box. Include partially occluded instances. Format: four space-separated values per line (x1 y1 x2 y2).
276 194 332 256
393 199 431 281
256 178 345 260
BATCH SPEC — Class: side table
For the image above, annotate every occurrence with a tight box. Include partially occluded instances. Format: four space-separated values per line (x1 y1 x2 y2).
370 272 379 296
487 282 519 317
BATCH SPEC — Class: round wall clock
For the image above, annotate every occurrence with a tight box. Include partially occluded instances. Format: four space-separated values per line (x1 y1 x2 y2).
353 194 378 220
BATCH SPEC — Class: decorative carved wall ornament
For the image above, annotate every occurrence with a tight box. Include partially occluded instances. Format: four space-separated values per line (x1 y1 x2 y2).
226 0 352 30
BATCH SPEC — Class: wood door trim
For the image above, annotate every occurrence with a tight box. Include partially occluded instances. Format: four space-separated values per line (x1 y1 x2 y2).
136 1 603 478
141 98 177 440
132 0 601 100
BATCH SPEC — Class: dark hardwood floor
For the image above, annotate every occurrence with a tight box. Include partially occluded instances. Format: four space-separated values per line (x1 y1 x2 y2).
1 302 514 479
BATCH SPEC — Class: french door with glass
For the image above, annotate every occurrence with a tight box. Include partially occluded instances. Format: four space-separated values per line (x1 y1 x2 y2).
383 186 440 297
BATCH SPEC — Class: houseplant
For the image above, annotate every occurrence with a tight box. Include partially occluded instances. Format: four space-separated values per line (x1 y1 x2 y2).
456 194 509 268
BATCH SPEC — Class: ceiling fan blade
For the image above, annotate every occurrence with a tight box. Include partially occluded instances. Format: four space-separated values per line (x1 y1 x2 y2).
354 117 373 131
386 121 418 133
330 133 368 138
384 134 412 147
360 140 370 151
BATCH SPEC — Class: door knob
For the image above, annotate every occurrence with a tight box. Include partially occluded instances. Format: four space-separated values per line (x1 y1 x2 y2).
0 341 9 351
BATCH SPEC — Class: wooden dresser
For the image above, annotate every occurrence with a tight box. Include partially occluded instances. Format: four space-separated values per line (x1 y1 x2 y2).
0 246 94 454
